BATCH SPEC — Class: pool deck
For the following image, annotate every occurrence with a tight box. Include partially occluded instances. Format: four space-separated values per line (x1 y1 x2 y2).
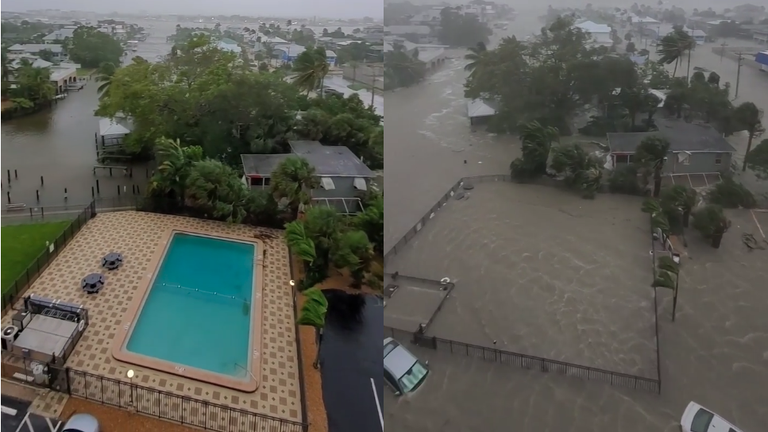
111 229 265 393
1 212 303 426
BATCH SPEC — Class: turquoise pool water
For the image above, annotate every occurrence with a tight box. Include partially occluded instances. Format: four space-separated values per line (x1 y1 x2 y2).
125 233 255 378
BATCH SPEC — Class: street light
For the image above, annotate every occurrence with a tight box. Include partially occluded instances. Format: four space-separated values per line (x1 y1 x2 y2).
126 369 135 407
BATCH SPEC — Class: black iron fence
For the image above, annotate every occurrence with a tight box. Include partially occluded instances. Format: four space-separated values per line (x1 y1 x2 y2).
65 369 306 432
2 201 96 311
384 175 511 262
384 326 661 393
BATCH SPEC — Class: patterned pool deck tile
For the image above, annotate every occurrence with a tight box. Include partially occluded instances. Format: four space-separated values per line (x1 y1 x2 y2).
3 212 302 424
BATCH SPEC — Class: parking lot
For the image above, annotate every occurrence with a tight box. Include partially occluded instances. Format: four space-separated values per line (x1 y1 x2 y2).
1 396 62 432
386 182 658 378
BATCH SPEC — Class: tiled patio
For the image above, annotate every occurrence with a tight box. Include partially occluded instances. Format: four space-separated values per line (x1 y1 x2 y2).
2 212 302 426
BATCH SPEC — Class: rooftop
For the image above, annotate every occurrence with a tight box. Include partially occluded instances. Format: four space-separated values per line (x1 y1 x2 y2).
576 20 612 34
49 67 77 82
467 99 497 118
8 44 63 53
242 141 375 178
43 28 76 40
385 25 432 35
607 119 736 154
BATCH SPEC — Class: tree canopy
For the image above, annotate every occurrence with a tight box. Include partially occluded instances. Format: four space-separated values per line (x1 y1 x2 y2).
68 27 124 68
438 7 492 47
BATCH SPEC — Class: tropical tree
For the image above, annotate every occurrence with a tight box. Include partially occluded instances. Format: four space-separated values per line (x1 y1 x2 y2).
691 204 731 249
656 31 695 77
148 138 204 203
270 156 319 217
296 287 328 369
331 230 374 287
510 121 559 181
292 47 330 96
464 41 488 77
185 159 254 223
733 102 764 172
549 143 603 198
94 62 117 101
285 220 317 265
660 185 698 228
354 192 384 253
653 255 681 320
634 136 671 197
642 197 671 237
347 60 360 83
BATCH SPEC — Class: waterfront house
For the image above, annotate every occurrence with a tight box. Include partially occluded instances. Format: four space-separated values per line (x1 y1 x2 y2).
466 99 497 126
42 27 77 43
7 44 66 61
575 21 613 46
273 44 336 65
608 119 735 175
241 141 375 214
7 56 77 94
217 38 242 54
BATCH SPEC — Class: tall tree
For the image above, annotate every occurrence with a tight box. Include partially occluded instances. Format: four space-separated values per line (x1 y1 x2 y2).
634 136 671 198
296 288 328 369
733 102 764 172
94 62 117 101
292 47 330 96
270 156 319 217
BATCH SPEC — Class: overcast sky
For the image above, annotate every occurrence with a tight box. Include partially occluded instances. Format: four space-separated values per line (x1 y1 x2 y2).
2 0 382 19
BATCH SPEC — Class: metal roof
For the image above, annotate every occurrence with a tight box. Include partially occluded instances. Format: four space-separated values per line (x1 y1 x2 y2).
241 141 374 177
467 99 497 118
608 120 736 154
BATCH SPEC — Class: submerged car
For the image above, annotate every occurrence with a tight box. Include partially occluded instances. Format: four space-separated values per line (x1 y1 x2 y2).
681 402 742 432
383 337 430 396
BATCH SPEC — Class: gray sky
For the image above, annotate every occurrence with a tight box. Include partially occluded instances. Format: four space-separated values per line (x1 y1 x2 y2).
2 0 382 19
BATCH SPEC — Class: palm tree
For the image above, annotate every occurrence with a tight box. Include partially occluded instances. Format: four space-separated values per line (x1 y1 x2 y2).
656 32 694 78
296 288 328 369
292 47 330 96
691 204 731 249
263 43 275 66
94 62 117 101
285 220 317 265
653 255 681 320
464 42 488 77
185 160 252 223
270 156 319 217
642 197 670 237
347 60 360 83
733 102 764 172
148 137 204 203
661 185 697 228
511 121 559 179
618 87 646 128
634 136 670 198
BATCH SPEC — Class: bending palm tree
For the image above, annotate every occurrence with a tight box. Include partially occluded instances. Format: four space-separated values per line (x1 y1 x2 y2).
296 288 328 369
94 62 117 101
464 42 488 77
148 137 204 202
270 156 319 217
656 31 694 78
292 47 330 96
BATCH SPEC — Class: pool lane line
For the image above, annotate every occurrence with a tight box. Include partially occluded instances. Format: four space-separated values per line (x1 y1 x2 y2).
370 377 383 431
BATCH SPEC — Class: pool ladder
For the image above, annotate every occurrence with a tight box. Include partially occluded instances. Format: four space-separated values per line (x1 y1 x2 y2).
161 283 248 303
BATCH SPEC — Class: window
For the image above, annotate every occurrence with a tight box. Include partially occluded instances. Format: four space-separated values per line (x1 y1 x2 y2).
682 157 690 165
714 153 723 166
397 361 429 393
690 409 714 432
320 177 336 190
384 369 397 391
615 154 633 164
250 177 270 186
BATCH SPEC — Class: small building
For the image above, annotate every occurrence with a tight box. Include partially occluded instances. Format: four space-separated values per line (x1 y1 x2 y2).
98 115 133 146
607 120 735 175
273 44 336 65
753 27 768 45
42 27 77 43
6 44 66 61
467 99 497 126
575 21 613 46
49 67 78 94
241 141 375 214
217 38 242 54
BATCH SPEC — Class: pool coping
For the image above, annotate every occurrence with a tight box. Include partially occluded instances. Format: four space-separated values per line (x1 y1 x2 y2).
111 228 265 393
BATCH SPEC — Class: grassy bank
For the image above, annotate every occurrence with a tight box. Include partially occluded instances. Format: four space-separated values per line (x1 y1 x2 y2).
1 221 70 293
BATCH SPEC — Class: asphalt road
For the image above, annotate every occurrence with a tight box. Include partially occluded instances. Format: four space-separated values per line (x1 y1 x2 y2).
1 396 63 432
319 290 384 432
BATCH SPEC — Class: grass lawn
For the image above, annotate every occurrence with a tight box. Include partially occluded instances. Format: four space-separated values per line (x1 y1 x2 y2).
76 68 96 77
347 83 367 91
1 221 70 293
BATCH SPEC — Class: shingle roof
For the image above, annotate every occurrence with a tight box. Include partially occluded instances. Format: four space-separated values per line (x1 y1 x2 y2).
8 44 63 53
242 141 375 177
608 120 736 154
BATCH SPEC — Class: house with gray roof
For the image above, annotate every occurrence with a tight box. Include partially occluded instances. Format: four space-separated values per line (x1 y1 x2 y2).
7 44 66 61
241 141 375 214
43 27 77 43
607 119 735 175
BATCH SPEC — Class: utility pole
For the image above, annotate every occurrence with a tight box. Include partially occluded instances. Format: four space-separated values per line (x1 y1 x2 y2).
734 52 744 100
685 25 694 82
719 41 728 62
368 65 381 110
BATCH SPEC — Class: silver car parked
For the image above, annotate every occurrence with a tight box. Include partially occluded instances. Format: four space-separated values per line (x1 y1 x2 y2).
383 337 430 396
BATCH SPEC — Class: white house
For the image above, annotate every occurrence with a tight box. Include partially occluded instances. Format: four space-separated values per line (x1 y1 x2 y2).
42 26 77 43
575 21 613 46
6 44 66 61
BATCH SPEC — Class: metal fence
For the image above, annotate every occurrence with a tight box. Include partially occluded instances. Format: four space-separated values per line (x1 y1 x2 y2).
2 201 96 311
384 326 661 393
65 369 306 432
384 175 511 262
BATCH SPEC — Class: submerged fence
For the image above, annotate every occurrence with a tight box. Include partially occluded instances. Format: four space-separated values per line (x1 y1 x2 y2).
65 369 306 432
2 201 97 311
383 174 663 394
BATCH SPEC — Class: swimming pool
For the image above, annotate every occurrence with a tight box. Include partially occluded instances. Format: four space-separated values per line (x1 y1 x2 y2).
113 230 264 392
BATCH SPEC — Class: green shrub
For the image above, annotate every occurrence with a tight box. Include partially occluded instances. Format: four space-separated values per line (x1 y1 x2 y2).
691 204 730 239
707 179 757 209
745 139 768 176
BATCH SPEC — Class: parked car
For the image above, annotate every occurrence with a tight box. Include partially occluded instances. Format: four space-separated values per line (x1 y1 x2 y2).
681 402 742 432
62 413 100 432
383 337 430 396
323 88 343 97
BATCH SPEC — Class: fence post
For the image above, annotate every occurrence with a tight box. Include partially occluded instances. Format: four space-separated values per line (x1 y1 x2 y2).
65 367 72 395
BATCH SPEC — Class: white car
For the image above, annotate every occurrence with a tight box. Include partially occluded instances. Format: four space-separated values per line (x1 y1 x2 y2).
681 402 742 432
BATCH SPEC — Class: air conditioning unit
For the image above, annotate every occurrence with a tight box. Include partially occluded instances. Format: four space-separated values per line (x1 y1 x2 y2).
12 310 32 331
1 325 19 352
